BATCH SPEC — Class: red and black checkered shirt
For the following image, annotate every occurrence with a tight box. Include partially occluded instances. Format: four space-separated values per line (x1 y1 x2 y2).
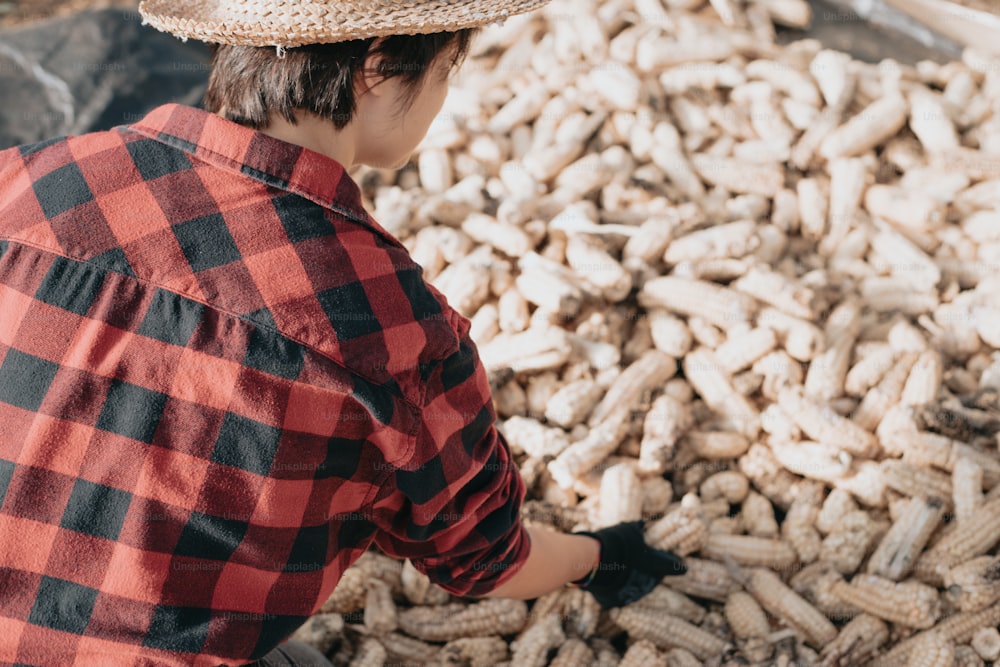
0 103 530 667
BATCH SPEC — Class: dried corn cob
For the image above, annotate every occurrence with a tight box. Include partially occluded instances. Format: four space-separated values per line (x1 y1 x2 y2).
666 557 741 602
744 567 838 646
699 470 750 504
829 574 941 629
639 394 693 475
644 498 708 556
953 458 984 525
397 599 528 642
816 488 859 536
915 496 1000 584
435 636 509 667
943 556 1000 613
684 348 761 437
818 613 889 667
349 638 388 667
545 378 603 429
852 352 918 431
610 607 732 660
740 491 779 538
291 613 345 655
619 640 667 667
819 509 885 574
597 462 643 528
363 579 398 636
778 386 878 457
971 627 1000 662
629 585 707 624
510 613 565 667
549 638 596 667
501 416 572 460
782 481 824 564
549 412 629 488
379 631 440 664
703 533 798 570
724 591 771 639
867 495 946 581
639 277 757 330
590 349 677 426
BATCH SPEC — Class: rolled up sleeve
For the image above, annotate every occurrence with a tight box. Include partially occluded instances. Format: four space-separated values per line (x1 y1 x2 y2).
369 314 531 596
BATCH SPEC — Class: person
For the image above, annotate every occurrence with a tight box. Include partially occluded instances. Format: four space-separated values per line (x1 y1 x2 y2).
0 1 685 665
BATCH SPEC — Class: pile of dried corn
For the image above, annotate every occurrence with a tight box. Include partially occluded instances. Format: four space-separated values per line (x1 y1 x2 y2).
296 0 1000 664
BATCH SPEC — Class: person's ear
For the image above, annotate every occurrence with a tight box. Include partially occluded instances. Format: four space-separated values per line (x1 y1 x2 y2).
357 40 391 98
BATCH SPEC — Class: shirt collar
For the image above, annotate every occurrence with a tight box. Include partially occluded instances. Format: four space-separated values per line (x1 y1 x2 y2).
127 104 372 228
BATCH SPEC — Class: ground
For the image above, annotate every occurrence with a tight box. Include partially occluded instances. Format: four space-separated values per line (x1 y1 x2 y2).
0 0 137 28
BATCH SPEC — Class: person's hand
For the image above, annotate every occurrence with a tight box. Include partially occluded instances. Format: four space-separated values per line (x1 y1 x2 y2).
573 521 686 608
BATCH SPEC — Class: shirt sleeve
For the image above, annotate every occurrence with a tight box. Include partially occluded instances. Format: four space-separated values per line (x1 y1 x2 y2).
369 306 531 597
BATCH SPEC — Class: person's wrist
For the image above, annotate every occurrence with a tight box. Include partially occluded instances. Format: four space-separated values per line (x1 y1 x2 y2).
570 535 601 588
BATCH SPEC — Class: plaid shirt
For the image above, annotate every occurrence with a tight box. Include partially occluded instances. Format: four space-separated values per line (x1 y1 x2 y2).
0 104 529 667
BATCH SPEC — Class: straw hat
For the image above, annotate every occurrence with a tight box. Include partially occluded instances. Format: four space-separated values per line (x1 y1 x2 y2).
139 0 551 48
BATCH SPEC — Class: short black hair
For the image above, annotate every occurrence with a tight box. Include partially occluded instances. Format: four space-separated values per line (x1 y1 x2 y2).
204 30 477 130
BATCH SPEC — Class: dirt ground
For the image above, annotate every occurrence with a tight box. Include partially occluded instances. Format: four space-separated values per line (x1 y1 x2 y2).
0 0 137 28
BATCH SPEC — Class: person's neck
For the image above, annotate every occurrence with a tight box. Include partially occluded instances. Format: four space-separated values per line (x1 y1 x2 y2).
255 112 357 168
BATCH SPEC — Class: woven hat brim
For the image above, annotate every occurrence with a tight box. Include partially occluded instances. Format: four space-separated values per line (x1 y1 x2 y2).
139 0 551 47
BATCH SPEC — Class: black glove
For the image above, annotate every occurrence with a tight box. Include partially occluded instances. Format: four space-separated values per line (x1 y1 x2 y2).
573 520 686 608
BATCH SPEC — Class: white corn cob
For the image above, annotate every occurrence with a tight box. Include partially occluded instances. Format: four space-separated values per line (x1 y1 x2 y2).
663 220 759 264
845 345 895 397
435 637 508 667
703 533 798 570
548 412 630 488
379 632 440 664
819 93 909 159
401 559 450 607
648 310 693 359
666 557 741 602
686 430 750 460
777 386 878 457
818 613 889 667
829 574 941 629
589 350 677 426
629 585 707 625
971 627 1000 662
691 154 784 198
819 509 885 574
943 556 1000 613
727 592 773 643
713 327 777 375
291 613 345 655
739 444 799 510
901 349 943 407
644 500 707 556
852 352 918 431
548 638 596 667
396 599 528 642
597 462 643 528
816 488 859 536
500 416 571 459
769 439 851 483
618 640 667 667
639 277 757 330
880 459 953 505
744 567 838 646
759 307 825 361
740 491 779 538
545 378 604 429
478 326 572 374
953 458 984 525
782 482 824 564
867 495 946 581
754 350 804 401
639 394 693 475
699 470 750 504
509 613 565 667
610 607 731 660
349 638 388 667
733 265 818 320
561 587 601 639
683 348 761 437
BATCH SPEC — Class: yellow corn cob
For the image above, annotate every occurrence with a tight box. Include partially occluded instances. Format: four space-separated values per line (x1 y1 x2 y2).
629 586 707 625
610 607 731 660
379 631 441 664
943 556 1000 613
397 599 528 642
740 491 779 538
881 459 953 505
686 431 750 460
291 613 345 655
829 575 941 629
644 500 707 556
639 277 757 330
777 386 878 457
953 458 984 525
699 470 750 504
510 613 565 667
971 627 1000 662
683 348 761 437
436 636 509 667
703 533 798 570
745 567 838 646
348 638 388 667
915 496 1000 584
724 591 771 639
852 352 919 431
618 640 667 667
817 613 888 667
549 638 596 667
665 557 741 603
544 378 603 430
867 496 946 581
